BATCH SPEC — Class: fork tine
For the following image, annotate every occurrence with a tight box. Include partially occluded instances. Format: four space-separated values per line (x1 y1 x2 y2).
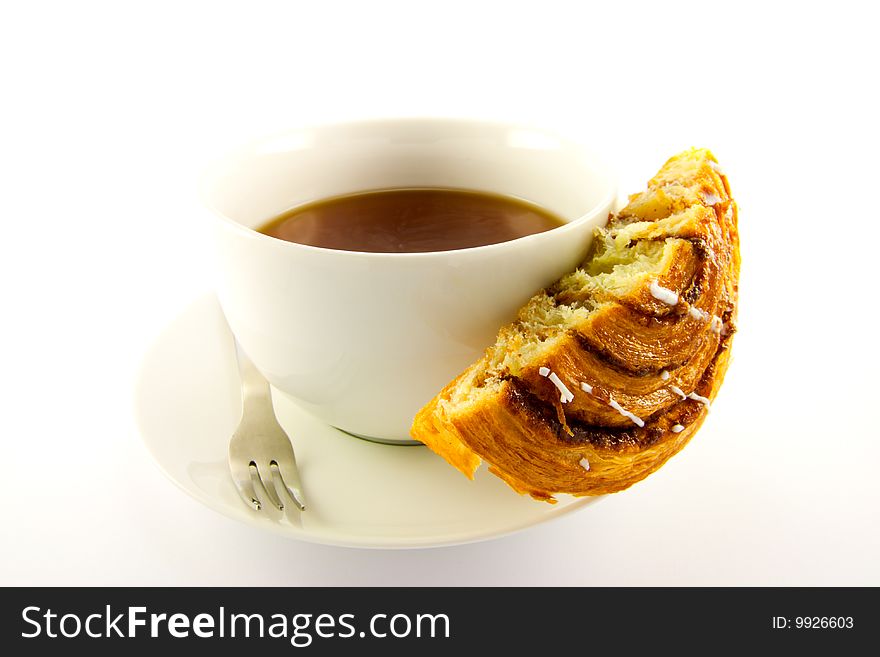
272 460 307 511
252 462 284 511
229 458 262 511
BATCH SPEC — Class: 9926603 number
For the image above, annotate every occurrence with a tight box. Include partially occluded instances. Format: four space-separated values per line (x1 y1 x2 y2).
794 617 853 629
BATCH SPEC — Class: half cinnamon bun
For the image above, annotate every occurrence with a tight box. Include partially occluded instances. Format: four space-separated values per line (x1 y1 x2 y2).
410 148 740 501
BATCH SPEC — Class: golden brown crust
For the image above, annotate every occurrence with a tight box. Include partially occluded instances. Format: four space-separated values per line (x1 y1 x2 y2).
411 148 740 502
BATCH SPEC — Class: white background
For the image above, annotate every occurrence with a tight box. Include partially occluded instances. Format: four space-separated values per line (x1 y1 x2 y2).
1 0 877 585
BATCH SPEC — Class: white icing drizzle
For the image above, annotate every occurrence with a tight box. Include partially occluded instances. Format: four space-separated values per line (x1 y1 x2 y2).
578 379 644 428
667 382 711 410
687 392 711 408
537 370 648 430
650 280 729 337
579 457 591 471
538 367 574 403
701 191 723 206
660 370 670 381
549 373 574 403
688 306 709 322
683 300 726 336
671 424 685 433
708 160 724 175
649 280 679 306
608 395 645 428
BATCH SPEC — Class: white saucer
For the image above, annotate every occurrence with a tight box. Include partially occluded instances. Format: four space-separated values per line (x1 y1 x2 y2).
134 295 600 549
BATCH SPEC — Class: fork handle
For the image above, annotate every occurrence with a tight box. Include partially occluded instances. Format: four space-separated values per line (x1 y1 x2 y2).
234 339 277 418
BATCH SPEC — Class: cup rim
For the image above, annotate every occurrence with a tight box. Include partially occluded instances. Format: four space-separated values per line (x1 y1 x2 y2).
200 117 617 260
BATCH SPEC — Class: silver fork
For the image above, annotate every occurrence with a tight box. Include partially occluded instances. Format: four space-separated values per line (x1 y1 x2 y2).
228 339 306 512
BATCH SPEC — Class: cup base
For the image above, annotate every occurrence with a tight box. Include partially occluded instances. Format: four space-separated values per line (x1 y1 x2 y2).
334 427 423 447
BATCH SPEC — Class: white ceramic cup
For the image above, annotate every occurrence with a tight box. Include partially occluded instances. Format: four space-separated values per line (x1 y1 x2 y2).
203 118 616 443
